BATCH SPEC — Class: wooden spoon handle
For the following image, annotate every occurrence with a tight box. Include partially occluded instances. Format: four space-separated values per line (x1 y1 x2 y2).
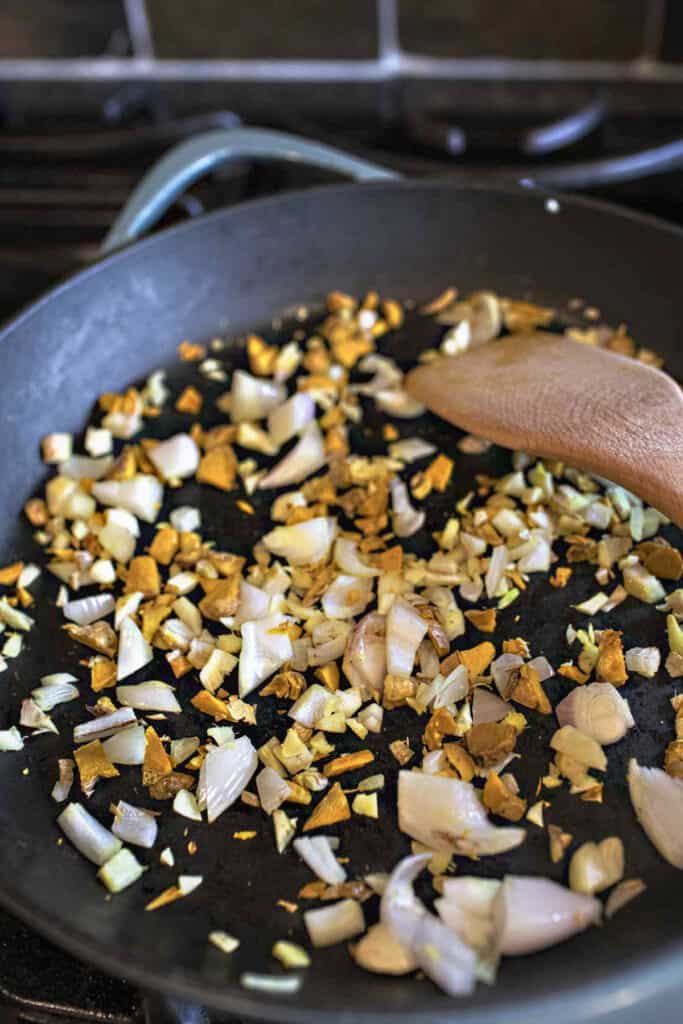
406 333 683 529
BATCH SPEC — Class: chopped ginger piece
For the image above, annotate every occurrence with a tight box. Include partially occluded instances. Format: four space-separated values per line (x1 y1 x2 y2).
175 385 203 414
303 782 351 831
464 608 497 633
197 445 237 492
550 567 573 588
323 750 374 777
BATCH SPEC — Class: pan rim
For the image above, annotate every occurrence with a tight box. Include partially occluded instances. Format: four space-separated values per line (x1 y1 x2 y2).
1 177 682 1021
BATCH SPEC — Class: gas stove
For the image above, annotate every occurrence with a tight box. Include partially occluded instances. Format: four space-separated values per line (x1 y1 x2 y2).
1 1 683 1022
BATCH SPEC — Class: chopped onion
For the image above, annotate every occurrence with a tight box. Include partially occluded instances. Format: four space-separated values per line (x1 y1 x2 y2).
357 702 384 733
390 477 426 538
263 516 337 567
386 599 428 677
149 433 200 480
235 580 271 626
267 392 315 446
74 707 136 745
102 724 145 765
485 544 508 599
491 653 524 697
173 789 202 821
115 592 143 630
97 848 145 893
116 681 181 713
342 610 385 700
111 800 158 848
59 454 113 482
85 427 112 456
569 838 624 895
625 646 661 678
171 736 200 765
238 613 294 698
388 438 437 463
436 876 500 956
51 758 74 801
293 836 345 885
0 599 34 632
99 522 136 563
230 369 286 422
240 974 301 995
32 676 79 711
375 389 425 419
304 899 365 948
472 688 513 725
57 802 122 866
398 770 526 856
256 765 291 814
550 725 607 771
288 684 330 728
381 854 477 996
628 758 683 868
170 505 201 532
20 698 57 734
352 922 417 975
308 619 351 666
493 876 601 955
556 684 634 745
322 574 373 620
355 354 403 395
63 593 115 627
116 617 153 681
200 649 238 693
527 655 554 681
334 538 379 578
197 736 258 823
0 726 23 752
92 475 164 524
259 422 326 489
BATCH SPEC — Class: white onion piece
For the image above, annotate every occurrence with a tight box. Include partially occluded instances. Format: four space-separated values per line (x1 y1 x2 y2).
491 653 524 697
375 389 425 419
20 699 57 734
485 544 508 599
170 505 201 532
355 354 403 395
99 522 136 564
57 802 122 866
398 771 525 856
111 800 158 848
59 455 113 481
259 424 326 489
63 593 115 626
436 877 500 954
357 702 384 733
235 580 271 626
381 854 477 996
102 724 146 765
98 848 145 893
116 681 181 713
472 688 513 725
256 766 291 815
263 516 337 567
92 475 163 523
51 758 74 801
625 646 661 678
238 613 293 698
388 438 437 463
351 922 417 975
267 392 315 446
433 665 469 707
73 707 137 744
386 599 428 677
628 758 683 868
116 617 153 682
493 876 601 955
390 477 426 538
304 899 365 948
149 433 200 480
288 684 330 728
294 836 346 884
334 538 379 578
197 736 258 824
322 575 373 620
32 679 79 711
173 789 202 821
230 369 286 422
527 655 554 681
556 683 634 745
0 727 23 751
517 535 551 573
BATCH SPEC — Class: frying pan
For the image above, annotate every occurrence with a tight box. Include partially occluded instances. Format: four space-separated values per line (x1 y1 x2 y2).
0 127 682 1024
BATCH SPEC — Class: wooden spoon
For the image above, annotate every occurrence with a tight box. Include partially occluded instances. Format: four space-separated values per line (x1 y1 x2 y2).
406 331 683 529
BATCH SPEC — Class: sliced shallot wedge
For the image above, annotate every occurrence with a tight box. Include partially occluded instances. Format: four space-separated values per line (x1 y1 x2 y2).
628 758 683 868
493 876 601 955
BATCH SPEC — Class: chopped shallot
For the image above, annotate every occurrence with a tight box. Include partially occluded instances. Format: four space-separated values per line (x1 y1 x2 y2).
628 759 683 868
493 876 601 955
197 737 258 823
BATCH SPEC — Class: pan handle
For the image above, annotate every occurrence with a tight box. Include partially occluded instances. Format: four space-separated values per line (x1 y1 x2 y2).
102 127 399 253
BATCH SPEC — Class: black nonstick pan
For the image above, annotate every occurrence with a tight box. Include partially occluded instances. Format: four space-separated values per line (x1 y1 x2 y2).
0 128 682 1024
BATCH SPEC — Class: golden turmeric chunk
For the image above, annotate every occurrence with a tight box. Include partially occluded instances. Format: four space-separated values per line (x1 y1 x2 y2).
197 444 237 491
483 771 527 821
303 782 351 831
506 664 552 713
148 527 179 566
323 750 374 778
458 641 496 679
389 738 414 765
191 690 234 722
331 334 374 369
502 637 530 658
106 445 137 481
424 454 454 493
299 880 328 900
664 739 683 778
126 556 161 597
424 708 459 751
558 662 590 685
198 576 240 621
146 886 184 911
24 498 48 526
90 656 117 693
64 622 117 658
143 726 173 786
149 772 194 800
314 663 340 693
382 298 404 329
74 739 119 794
466 722 517 767
382 675 417 709
261 671 307 700
443 742 476 782
595 629 628 686
374 545 403 573
175 385 203 414
550 567 573 588
203 424 238 450
382 424 399 442
247 333 278 376
209 551 246 577
464 608 497 633
285 782 312 806
178 340 206 361
636 540 683 581
0 562 23 586
327 290 356 313
166 650 192 679
141 597 174 642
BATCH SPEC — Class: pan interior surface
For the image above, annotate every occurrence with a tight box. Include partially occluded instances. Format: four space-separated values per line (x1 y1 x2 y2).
0 181 681 1023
